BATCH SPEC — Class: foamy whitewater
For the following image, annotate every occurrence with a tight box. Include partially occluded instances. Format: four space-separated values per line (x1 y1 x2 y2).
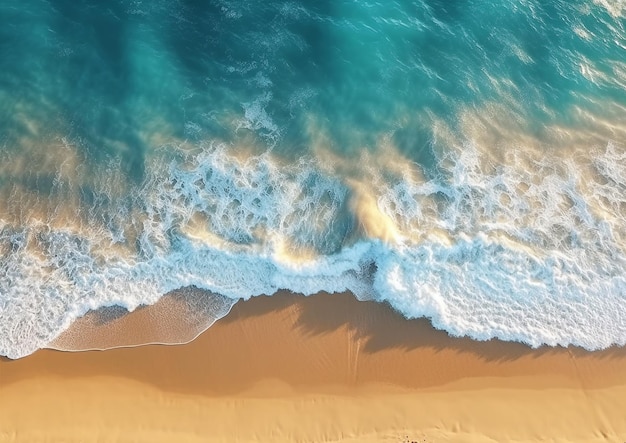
1 0 626 358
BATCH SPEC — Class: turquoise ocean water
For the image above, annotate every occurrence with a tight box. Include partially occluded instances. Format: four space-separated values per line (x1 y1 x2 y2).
1 0 625 358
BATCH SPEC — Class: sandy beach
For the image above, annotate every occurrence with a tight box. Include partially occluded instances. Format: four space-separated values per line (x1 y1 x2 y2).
1 290 626 443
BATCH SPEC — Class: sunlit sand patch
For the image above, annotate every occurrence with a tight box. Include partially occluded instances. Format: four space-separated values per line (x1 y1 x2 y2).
386 101 626 255
271 237 323 266
1 130 134 219
180 211 232 248
346 178 402 243
304 102 626 253
308 126 431 243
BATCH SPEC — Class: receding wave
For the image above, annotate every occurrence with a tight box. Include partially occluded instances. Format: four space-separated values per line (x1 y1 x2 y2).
48 287 236 352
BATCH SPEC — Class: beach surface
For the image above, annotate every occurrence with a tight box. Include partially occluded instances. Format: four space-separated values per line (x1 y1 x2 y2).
1 290 626 443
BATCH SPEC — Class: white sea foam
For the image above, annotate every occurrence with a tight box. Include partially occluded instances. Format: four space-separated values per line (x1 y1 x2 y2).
1 141 626 359
237 92 281 142
592 0 626 18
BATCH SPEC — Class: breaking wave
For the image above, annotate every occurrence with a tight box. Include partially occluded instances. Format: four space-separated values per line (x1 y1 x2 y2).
1 140 625 359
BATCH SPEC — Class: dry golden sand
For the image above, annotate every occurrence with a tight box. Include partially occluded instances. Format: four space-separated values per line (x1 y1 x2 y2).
1 290 626 443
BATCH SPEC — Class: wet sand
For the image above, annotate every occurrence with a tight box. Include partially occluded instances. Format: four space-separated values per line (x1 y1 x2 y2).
1 290 626 442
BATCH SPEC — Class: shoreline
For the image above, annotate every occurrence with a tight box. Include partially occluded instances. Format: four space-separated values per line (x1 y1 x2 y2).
2 290 626 442
44 286 626 357
47 287 238 355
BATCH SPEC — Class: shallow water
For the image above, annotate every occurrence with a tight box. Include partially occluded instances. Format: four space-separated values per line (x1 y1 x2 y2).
1 0 625 358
